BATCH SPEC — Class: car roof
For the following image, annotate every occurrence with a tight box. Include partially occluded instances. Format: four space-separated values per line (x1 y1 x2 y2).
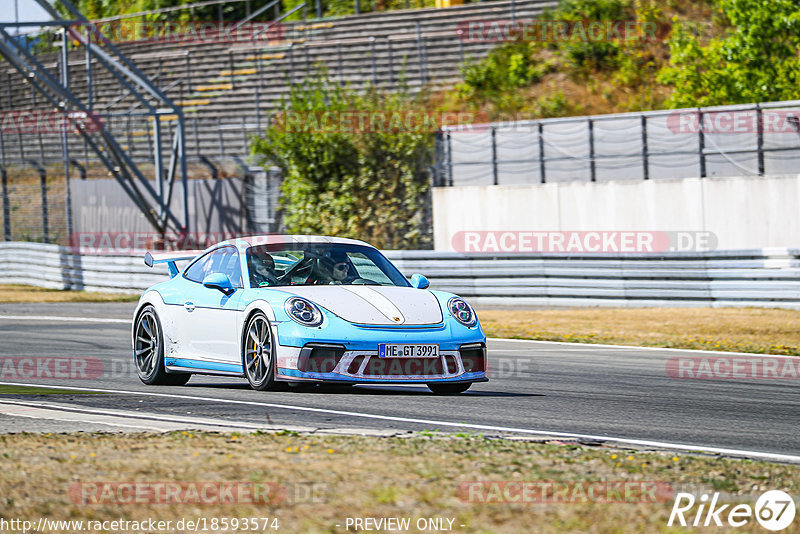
220 235 373 250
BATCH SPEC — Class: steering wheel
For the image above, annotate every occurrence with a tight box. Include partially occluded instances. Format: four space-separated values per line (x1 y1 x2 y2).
252 267 279 287
351 278 380 285
277 257 315 283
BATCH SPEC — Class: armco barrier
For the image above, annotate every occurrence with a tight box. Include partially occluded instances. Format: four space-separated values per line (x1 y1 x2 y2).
2 242 800 308
0 242 164 293
387 249 800 309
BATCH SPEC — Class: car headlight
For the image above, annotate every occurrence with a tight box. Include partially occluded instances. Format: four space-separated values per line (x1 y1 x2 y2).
448 297 477 327
285 297 324 327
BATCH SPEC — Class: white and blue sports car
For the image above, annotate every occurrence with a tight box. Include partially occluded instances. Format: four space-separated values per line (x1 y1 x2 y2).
133 235 487 394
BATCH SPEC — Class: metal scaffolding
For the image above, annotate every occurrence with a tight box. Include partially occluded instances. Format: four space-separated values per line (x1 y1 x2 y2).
0 0 190 234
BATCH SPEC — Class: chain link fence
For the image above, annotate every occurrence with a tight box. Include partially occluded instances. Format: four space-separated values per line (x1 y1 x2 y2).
0 161 284 246
0 165 69 244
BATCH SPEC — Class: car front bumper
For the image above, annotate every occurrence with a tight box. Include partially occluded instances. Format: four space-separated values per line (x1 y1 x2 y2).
274 341 488 384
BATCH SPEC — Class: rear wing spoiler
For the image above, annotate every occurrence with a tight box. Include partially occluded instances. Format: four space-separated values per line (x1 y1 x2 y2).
144 250 204 278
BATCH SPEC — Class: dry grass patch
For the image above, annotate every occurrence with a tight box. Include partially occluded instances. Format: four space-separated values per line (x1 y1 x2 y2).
0 284 138 303
0 432 797 533
479 308 800 355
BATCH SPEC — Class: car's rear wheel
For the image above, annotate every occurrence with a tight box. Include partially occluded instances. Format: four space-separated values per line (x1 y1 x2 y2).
134 305 190 386
243 312 278 391
427 382 472 395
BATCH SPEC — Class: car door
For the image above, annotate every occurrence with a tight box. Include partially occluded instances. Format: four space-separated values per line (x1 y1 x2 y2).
179 246 243 369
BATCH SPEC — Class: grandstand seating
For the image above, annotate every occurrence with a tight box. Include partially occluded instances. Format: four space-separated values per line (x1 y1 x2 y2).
0 0 554 166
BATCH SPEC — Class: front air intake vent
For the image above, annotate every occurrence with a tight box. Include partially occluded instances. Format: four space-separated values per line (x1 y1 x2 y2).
298 344 346 373
459 343 486 373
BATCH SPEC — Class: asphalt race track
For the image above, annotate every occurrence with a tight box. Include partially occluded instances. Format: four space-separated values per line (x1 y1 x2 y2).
0 303 797 461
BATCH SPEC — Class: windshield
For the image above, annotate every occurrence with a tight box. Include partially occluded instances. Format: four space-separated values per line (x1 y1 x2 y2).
245 243 410 288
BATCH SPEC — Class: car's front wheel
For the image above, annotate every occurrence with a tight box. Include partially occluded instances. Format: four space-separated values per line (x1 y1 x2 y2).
243 312 278 391
134 305 190 386
427 382 472 395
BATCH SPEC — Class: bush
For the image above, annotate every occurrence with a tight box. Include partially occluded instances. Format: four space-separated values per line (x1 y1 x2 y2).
457 42 553 112
659 0 800 107
251 74 433 249
453 0 643 116
541 0 632 72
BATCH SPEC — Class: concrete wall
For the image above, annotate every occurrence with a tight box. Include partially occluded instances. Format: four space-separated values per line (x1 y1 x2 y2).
432 174 800 251
72 178 247 237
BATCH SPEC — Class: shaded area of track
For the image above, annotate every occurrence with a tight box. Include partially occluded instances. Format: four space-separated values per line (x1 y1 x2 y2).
0 303 797 456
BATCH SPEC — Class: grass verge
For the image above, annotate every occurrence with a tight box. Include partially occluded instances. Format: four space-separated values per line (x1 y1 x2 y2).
0 284 138 303
479 308 800 356
0 432 796 532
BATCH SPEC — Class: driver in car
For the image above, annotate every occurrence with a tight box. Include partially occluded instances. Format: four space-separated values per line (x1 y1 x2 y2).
311 251 355 284
247 248 278 287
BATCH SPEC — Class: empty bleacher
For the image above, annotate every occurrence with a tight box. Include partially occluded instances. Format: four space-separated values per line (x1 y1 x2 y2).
0 0 554 167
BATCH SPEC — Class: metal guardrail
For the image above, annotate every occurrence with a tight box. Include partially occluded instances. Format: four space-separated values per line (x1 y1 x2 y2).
0 242 165 292
2 242 800 308
388 249 800 308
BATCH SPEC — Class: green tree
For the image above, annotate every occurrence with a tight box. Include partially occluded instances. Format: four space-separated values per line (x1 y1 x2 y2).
659 0 800 107
251 74 433 249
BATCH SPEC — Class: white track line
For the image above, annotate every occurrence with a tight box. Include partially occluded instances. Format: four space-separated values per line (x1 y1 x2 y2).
0 403 177 431
0 400 316 433
0 399 405 437
0 315 129 324
489 337 800 359
0 316 790 357
1 381 798 463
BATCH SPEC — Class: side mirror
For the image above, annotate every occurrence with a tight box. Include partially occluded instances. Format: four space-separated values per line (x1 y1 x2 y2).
410 273 430 289
203 272 235 295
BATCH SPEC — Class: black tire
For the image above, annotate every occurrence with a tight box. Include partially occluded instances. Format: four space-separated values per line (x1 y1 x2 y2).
427 382 472 395
134 305 191 386
243 312 279 391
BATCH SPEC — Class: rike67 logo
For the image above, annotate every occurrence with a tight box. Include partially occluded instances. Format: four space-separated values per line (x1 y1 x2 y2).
669 490 796 531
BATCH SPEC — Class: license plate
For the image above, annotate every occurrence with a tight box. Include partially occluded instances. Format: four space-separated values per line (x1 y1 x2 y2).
378 343 439 358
